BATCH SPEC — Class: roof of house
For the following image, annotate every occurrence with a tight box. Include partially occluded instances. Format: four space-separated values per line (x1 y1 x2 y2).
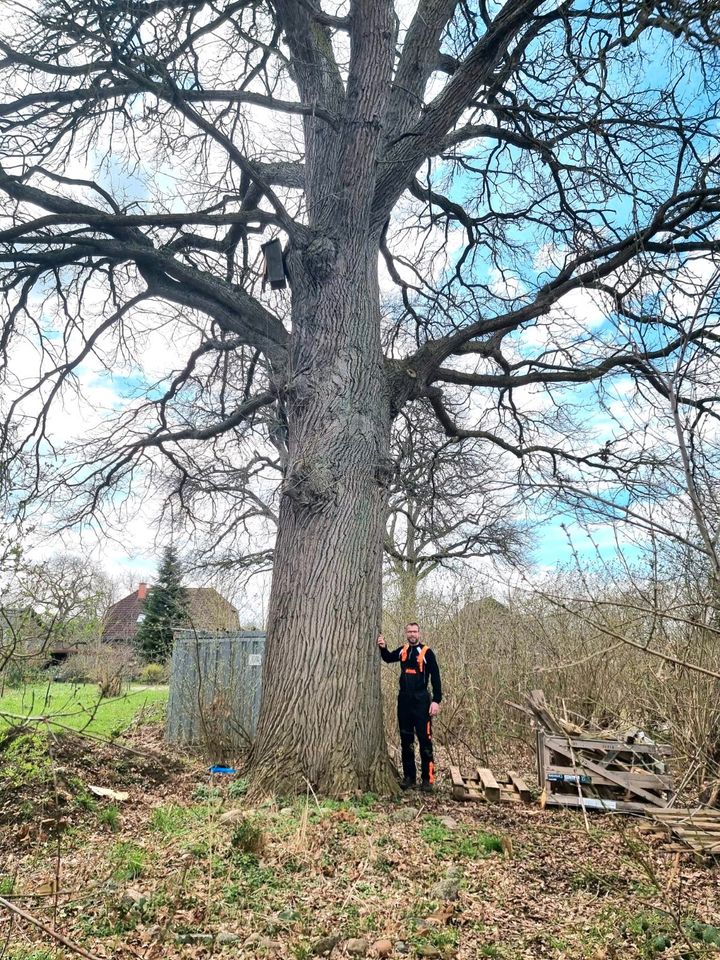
102 585 240 642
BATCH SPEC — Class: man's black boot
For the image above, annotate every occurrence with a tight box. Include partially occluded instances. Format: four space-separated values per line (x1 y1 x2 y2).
420 781 433 794
400 777 416 790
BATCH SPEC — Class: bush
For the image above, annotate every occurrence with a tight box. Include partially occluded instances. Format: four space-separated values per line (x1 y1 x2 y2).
56 643 138 696
53 657 91 683
1 661 45 688
230 818 265 856
98 673 123 698
138 663 167 684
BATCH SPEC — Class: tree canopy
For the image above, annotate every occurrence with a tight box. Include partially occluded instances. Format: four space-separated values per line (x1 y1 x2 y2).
0 0 719 792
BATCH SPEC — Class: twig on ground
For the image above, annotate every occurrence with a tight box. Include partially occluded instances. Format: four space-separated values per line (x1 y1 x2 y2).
0 895 105 960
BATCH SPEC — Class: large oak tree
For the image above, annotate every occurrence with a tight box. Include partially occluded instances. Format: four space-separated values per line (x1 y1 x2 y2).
0 0 719 793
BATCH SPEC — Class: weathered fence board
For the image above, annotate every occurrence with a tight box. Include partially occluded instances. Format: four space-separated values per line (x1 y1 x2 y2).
166 630 266 755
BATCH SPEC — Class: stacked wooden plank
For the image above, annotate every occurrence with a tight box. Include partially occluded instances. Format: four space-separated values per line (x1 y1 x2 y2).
637 808 720 855
450 766 532 804
515 691 720 856
537 728 673 812
523 690 674 812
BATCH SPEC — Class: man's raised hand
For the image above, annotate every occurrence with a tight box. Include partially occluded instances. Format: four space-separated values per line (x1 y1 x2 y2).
376 634 386 648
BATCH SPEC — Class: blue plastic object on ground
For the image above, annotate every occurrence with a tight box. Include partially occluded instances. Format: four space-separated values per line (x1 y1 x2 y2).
209 765 237 774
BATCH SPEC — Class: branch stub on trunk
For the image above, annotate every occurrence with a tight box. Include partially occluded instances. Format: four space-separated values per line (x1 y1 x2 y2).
303 236 339 283
282 459 335 509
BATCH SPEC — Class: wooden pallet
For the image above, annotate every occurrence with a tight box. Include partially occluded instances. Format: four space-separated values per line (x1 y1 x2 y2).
450 766 532 804
537 729 673 811
637 807 720 855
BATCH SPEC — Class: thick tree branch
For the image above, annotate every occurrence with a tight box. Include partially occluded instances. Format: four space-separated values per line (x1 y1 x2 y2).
0 81 339 127
373 0 545 224
272 0 345 222
383 0 459 145
430 328 720 391
0 166 290 363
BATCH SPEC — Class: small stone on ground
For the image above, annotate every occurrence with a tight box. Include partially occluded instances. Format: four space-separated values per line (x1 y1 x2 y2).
391 806 419 823
346 938 369 956
312 935 341 955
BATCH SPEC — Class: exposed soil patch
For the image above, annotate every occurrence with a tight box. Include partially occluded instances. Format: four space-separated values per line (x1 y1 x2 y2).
0 724 192 849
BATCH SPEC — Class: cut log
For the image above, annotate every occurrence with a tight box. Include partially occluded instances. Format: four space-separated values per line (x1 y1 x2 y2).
526 690 564 735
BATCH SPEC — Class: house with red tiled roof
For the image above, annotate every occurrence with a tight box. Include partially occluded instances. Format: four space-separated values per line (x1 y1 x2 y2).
102 582 240 643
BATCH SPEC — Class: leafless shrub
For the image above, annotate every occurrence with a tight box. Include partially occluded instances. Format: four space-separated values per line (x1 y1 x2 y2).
59 642 138 697
382 571 720 801
198 690 236 765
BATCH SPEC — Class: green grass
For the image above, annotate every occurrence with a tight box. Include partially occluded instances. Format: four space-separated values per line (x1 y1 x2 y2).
620 910 720 958
228 777 249 798
110 841 147 881
0 732 53 787
0 875 15 895
3 950 57 960
230 817 265 855
412 927 459 951
222 853 287 903
570 865 626 896
420 816 504 858
98 805 121 831
150 803 215 837
0 682 168 737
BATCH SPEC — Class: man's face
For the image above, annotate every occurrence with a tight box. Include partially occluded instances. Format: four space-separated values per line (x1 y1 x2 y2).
405 623 420 643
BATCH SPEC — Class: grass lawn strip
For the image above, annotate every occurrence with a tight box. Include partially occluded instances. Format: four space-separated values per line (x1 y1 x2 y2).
0 683 168 737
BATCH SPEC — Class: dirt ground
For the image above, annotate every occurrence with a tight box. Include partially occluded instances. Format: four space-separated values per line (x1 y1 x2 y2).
1 727 720 960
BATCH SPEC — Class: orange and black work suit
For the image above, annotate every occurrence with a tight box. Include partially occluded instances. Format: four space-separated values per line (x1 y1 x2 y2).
379 643 442 785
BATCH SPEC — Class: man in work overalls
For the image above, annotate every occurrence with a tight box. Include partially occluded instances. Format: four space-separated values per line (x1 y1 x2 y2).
377 622 442 793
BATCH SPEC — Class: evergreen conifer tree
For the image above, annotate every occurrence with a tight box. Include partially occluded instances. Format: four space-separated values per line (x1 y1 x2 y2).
136 547 190 663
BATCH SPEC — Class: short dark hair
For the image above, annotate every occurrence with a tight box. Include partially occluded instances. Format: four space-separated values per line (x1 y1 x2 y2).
406 621 420 628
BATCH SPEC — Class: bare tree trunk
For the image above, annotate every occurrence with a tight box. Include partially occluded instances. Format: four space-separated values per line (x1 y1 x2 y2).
250 239 397 795
397 568 419 624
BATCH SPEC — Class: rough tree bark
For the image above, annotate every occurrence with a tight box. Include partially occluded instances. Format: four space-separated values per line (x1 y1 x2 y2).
252 241 397 794
249 0 399 792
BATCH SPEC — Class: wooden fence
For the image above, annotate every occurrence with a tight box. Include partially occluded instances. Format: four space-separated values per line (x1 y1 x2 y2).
166 630 266 756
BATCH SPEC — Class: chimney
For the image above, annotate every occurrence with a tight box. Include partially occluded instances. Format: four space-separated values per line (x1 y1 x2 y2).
138 582 148 601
